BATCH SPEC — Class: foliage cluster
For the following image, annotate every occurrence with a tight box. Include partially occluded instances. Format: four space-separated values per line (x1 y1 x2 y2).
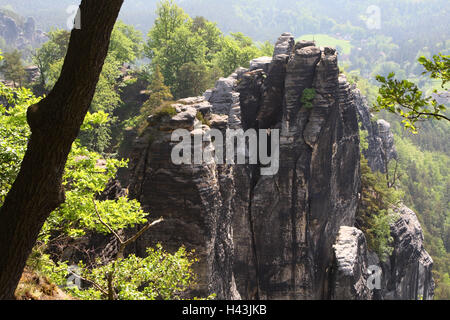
0 50 27 87
144 0 273 99
374 54 449 133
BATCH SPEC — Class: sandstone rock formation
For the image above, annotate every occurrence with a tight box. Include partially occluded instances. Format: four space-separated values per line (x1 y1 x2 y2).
118 33 434 300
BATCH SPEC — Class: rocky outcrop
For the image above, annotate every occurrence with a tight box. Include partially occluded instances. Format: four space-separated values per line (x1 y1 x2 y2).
331 227 372 300
120 94 240 299
379 205 435 300
118 33 433 300
354 88 397 172
229 38 361 300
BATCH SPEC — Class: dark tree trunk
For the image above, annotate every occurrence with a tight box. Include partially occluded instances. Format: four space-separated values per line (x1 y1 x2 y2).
0 0 124 299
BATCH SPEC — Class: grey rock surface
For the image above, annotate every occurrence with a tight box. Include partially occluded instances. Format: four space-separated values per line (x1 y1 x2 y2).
331 227 372 300
354 87 397 172
118 33 433 300
272 32 295 57
0 11 48 51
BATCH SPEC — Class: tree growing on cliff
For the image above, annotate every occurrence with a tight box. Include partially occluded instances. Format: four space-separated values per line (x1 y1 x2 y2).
145 0 200 93
300 88 316 109
358 155 400 261
176 62 211 98
374 54 449 133
191 16 222 61
0 0 125 299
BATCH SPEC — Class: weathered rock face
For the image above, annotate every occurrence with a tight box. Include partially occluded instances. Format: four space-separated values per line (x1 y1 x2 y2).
119 33 433 300
331 205 435 300
0 11 47 51
353 88 434 300
120 99 241 299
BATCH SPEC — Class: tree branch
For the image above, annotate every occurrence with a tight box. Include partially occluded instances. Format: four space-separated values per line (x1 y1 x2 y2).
0 0 125 299
117 218 164 260
67 268 108 296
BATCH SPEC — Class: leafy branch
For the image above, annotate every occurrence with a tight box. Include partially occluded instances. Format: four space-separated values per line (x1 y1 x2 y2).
374 54 449 133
